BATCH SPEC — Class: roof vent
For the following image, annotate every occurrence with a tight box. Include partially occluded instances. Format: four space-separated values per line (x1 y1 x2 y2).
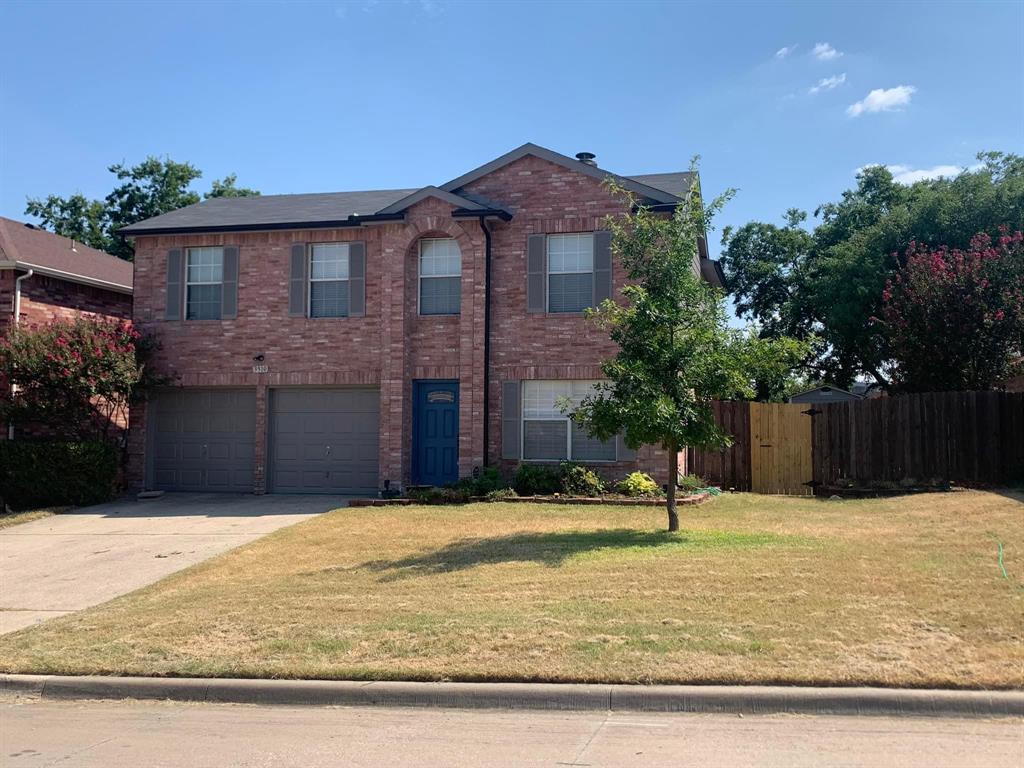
23 223 37 230
575 152 597 166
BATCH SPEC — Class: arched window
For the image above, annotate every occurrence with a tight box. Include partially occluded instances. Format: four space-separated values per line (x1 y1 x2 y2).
418 238 461 315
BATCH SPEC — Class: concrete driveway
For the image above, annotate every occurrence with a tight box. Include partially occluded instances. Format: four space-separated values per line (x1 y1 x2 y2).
0 494 349 634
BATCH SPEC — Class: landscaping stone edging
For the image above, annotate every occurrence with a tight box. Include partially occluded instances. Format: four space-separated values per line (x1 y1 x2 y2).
2 675 1020 718
349 492 711 508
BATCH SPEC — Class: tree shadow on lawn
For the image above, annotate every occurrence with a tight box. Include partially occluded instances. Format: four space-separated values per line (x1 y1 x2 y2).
361 528 787 581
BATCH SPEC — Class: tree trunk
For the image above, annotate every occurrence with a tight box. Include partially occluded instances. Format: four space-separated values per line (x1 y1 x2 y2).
666 444 679 532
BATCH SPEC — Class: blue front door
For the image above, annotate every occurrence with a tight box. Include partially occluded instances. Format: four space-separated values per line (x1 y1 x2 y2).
413 380 459 486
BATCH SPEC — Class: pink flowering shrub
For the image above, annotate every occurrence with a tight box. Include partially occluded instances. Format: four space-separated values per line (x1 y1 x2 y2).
878 231 1024 392
0 316 164 441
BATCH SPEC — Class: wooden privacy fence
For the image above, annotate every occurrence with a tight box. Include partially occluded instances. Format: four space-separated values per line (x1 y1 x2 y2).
687 400 751 491
687 391 1024 494
812 391 1024 488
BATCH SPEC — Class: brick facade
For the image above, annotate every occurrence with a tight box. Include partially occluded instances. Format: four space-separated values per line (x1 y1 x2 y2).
129 153 688 492
2 270 131 328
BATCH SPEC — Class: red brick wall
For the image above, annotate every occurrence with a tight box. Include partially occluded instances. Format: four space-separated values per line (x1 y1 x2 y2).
128 155 682 492
14 273 131 327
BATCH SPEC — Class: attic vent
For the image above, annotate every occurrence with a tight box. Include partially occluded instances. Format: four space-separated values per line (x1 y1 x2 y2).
575 152 597 166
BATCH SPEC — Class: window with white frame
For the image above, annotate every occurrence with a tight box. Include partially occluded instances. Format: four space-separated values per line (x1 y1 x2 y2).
522 380 616 462
186 247 224 320
547 233 594 313
309 243 350 318
419 238 461 315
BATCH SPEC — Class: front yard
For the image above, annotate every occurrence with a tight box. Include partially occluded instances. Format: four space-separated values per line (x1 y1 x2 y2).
0 491 1020 689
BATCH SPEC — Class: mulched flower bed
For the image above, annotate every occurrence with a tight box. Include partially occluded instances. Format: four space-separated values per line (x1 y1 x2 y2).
348 492 711 508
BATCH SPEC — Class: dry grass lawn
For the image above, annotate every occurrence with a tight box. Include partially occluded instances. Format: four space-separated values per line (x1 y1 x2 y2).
0 507 68 530
0 491 1021 688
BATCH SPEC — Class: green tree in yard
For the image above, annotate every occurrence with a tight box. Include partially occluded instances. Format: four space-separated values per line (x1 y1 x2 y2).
205 173 261 199
25 158 259 261
570 170 804 531
721 152 1024 387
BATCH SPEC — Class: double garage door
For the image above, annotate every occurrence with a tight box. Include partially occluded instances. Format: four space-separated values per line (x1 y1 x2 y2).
149 387 379 494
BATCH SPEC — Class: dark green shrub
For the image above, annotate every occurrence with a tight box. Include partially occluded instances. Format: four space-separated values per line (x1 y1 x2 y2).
617 471 660 497
513 463 562 496
559 462 605 496
0 441 119 510
454 467 504 497
677 473 707 493
407 486 472 505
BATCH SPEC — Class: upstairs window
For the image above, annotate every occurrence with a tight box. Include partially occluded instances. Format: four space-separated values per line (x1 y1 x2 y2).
419 238 461 315
186 247 223 320
547 233 594 313
522 380 616 462
309 243 350 318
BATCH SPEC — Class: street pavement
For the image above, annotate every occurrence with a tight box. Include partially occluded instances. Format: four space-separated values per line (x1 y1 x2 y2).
1 696 1021 767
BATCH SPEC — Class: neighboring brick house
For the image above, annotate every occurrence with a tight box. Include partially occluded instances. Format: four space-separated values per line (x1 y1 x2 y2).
0 217 132 329
121 144 723 494
0 216 133 440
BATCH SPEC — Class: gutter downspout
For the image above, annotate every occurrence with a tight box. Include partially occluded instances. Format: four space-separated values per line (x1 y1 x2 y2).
478 217 493 467
8 268 33 439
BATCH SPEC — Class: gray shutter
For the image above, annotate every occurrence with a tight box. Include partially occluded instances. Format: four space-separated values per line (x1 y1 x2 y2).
526 234 546 313
501 380 521 459
616 432 637 461
165 248 183 320
593 230 612 307
289 243 307 317
348 241 365 317
221 245 238 319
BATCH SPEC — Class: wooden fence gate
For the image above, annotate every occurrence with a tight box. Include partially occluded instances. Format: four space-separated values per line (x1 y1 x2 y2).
749 402 813 495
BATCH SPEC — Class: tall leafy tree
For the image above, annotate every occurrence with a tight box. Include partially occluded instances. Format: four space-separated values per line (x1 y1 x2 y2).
206 174 261 199
570 172 802 531
721 152 1024 387
25 158 259 261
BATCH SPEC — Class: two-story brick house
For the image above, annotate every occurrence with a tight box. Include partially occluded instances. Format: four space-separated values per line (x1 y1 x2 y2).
122 144 722 495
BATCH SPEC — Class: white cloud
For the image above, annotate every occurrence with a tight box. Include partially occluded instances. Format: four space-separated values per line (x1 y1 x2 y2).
846 85 916 117
809 73 846 94
857 163 964 184
812 42 843 61
775 45 797 59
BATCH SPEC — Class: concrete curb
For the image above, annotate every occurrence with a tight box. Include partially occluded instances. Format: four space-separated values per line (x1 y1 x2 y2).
2 675 1021 718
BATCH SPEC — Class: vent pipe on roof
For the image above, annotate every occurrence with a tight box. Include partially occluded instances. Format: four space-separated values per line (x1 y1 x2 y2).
575 152 597 166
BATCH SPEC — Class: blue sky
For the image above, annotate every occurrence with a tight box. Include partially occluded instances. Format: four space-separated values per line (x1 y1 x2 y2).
1 0 1022 259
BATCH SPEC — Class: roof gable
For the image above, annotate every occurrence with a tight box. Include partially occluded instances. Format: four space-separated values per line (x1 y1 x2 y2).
440 143 682 204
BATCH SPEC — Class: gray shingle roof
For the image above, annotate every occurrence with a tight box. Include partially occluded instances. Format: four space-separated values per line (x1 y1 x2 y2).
119 189 418 234
118 144 694 236
627 172 695 198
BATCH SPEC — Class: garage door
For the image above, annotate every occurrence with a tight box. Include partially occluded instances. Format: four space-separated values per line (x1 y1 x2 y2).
150 389 256 492
269 388 380 494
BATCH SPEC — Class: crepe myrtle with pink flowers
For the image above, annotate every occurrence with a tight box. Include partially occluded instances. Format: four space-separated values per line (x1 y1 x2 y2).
0 316 165 441
876 230 1024 392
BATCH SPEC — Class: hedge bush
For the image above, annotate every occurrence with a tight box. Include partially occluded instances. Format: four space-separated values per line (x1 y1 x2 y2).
513 463 563 496
0 441 119 510
559 463 605 496
617 471 660 497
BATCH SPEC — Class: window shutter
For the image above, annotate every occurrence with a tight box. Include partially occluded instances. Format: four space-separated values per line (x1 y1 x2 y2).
348 241 365 317
526 234 546 313
593 230 612 307
289 243 307 317
501 380 521 459
165 248 183 320
221 245 239 319
616 432 637 461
